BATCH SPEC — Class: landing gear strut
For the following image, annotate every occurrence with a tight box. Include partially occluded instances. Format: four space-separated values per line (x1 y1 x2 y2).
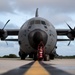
49 54 55 60
37 41 45 61
19 51 27 60
33 53 37 61
44 54 50 61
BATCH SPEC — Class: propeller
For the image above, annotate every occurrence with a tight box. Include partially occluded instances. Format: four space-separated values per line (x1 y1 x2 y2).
66 23 75 37
66 23 75 46
0 19 10 34
66 23 73 30
0 20 10 45
0 20 10 36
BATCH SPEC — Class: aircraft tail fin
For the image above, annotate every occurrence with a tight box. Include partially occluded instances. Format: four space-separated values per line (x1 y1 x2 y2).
35 8 38 17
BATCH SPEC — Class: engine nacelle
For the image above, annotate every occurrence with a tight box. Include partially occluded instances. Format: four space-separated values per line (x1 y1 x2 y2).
0 30 8 40
67 33 74 40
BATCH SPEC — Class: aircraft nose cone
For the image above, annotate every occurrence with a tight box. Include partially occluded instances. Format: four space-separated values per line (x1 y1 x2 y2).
28 29 48 49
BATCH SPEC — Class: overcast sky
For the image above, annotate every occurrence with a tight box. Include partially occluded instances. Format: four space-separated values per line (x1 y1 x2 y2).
0 0 75 56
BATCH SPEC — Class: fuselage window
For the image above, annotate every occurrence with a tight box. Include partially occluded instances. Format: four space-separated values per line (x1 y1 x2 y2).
30 21 34 25
30 20 46 25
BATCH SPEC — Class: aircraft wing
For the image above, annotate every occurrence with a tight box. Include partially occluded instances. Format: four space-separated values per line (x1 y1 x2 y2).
6 29 19 35
0 28 75 41
5 39 18 41
57 39 72 41
56 29 75 41
5 29 73 42
56 29 69 35
0 29 19 40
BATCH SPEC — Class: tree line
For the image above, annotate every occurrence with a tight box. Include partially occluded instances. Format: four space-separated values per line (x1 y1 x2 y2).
0 54 75 58
55 55 75 59
0 54 18 58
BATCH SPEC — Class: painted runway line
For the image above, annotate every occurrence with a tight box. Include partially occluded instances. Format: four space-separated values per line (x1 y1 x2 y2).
24 61 49 75
0 59 75 75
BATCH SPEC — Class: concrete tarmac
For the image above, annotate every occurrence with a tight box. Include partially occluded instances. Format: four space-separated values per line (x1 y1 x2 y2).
0 58 75 75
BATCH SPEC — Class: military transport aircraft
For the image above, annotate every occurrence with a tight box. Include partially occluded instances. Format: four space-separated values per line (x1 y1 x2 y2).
0 8 75 61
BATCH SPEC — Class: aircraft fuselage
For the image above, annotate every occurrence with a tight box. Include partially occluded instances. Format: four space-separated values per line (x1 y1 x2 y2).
18 17 57 60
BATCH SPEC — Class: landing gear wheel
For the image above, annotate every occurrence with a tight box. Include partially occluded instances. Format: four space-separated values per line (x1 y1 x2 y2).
49 54 55 60
33 53 37 61
21 54 25 60
19 51 25 60
44 55 50 61
21 57 25 60
29 54 33 58
19 52 27 60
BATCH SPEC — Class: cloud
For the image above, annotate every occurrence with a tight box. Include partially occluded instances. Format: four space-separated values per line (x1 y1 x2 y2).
0 41 14 47
14 0 75 13
0 0 74 25
39 12 72 26
0 0 75 14
0 0 14 13
0 21 19 29
0 42 19 56
12 0 75 25
5 24 19 29
57 41 75 56
0 21 4 29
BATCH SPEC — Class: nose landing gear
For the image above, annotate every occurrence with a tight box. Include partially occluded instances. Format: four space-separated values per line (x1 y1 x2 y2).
33 41 50 61
37 42 45 61
37 42 50 61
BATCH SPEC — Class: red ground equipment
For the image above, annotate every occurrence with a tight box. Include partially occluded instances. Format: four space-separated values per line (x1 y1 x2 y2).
37 42 45 60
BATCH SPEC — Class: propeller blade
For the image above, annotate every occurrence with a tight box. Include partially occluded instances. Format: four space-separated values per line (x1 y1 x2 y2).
68 41 71 46
3 19 10 30
66 23 73 31
6 41 8 45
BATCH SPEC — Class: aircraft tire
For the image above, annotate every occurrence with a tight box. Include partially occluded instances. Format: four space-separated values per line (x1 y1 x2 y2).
33 53 37 61
20 53 27 60
29 54 33 58
44 55 50 61
49 54 55 60
21 54 25 60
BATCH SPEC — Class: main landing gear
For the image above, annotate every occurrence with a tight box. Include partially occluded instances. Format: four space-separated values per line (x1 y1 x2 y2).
19 51 27 60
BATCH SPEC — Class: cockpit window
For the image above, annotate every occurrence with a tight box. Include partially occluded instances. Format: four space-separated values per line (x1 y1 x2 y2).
30 20 40 25
30 21 34 25
35 20 40 24
30 20 46 25
41 21 46 25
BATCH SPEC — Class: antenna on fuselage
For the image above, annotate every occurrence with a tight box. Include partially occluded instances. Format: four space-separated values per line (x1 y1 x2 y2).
35 8 38 17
